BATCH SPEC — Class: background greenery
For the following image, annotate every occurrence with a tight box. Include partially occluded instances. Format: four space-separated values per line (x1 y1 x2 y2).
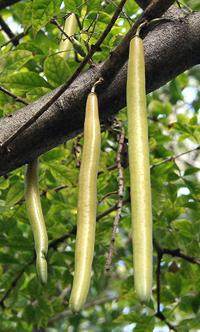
0 0 200 331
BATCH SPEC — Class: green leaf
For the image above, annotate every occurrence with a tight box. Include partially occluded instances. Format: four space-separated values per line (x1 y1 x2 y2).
0 50 33 76
6 182 24 206
0 253 19 264
44 55 70 87
0 72 51 91
171 219 193 239
32 0 62 34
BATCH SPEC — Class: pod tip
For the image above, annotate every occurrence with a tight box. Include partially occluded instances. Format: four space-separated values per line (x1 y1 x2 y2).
136 288 152 304
69 300 82 313
36 256 48 284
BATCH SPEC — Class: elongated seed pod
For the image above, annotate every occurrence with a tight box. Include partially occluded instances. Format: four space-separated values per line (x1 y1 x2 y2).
25 159 48 284
59 13 77 59
69 92 101 312
127 35 153 302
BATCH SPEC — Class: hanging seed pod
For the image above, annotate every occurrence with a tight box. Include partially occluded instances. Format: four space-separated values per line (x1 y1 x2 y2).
69 88 101 312
127 26 153 303
25 159 48 284
59 13 77 58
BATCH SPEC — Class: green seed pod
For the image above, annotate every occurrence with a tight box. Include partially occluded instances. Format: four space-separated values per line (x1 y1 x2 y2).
59 13 77 59
127 34 153 303
25 159 48 284
69 92 101 312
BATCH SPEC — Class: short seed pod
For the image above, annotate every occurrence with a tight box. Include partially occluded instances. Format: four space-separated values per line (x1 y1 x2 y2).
59 13 77 58
25 159 48 284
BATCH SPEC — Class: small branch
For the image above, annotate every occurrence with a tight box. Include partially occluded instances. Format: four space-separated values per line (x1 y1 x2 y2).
105 121 125 272
151 145 200 168
156 249 163 314
99 191 118 203
154 240 177 331
48 295 119 324
51 17 72 43
0 0 21 10
0 15 18 45
163 248 200 265
0 0 128 149
154 239 200 266
0 30 26 48
96 198 129 221
72 135 82 168
75 14 82 31
0 86 28 105
155 311 177 332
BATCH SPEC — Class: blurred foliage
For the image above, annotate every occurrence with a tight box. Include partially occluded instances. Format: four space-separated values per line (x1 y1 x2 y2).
0 0 200 331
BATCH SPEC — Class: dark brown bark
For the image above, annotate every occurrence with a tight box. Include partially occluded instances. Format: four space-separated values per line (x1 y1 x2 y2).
0 9 200 175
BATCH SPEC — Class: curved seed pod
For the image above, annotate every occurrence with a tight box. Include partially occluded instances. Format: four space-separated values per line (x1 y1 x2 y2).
25 159 48 284
59 13 77 59
69 92 101 312
127 34 153 302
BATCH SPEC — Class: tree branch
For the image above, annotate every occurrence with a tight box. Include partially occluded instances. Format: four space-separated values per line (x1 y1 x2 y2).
0 15 18 45
0 8 200 175
154 239 200 266
0 30 26 48
0 0 21 10
0 0 174 149
0 0 128 149
105 121 125 272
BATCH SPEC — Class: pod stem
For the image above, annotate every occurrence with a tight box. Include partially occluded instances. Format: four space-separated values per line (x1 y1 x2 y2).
135 18 172 37
91 77 104 93
135 21 148 37
36 252 48 284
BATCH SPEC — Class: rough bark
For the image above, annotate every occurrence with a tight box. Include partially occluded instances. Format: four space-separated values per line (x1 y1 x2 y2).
0 9 200 175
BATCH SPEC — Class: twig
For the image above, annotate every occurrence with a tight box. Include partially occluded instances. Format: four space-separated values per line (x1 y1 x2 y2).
0 30 26 48
13 184 69 207
107 0 133 25
151 145 200 168
49 295 119 324
105 121 125 272
0 86 28 105
155 311 177 332
72 135 81 167
0 0 128 149
97 198 129 221
75 14 82 31
163 247 200 265
104 146 200 173
99 191 118 203
0 0 21 10
51 17 72 43
154 239 200 266
156 248 163 314
154 241 177 331
167 248 200 265
0 15 17 45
